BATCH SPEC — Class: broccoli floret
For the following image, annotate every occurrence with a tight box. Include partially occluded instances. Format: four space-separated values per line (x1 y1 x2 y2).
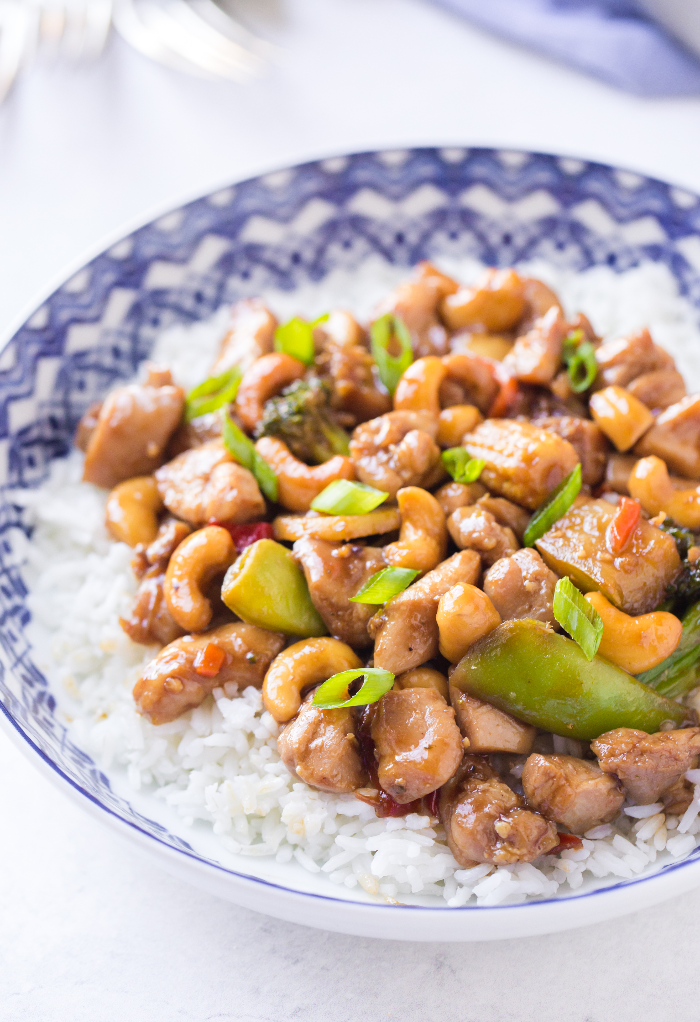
256 377 350 465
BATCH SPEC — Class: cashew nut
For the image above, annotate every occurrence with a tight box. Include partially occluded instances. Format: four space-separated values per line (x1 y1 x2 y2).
105 476 163 547
394 357 447 417
255 436 355 512
394 667 449 699
437 405 483 448
235 352 306 432
585 591 682 675
383 487 447 573
440 268 525 333
441 352 500 414
628 455 700 529
164 525 236 633
589 385 654 452
437 584 502 663
263 636 362 722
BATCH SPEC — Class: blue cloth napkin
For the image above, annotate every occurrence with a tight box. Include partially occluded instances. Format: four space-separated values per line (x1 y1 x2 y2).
429 0 700 95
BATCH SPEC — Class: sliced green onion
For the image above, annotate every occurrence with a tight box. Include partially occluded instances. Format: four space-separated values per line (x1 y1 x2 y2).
312 667 395 709
184 366 242 422
523 463 582 547
310 479 388 515
441 448 485 485
370 313 413 395
566 340 597 394
223 413 278 502
553 577 603 661
561 328 584 363
349 566 420 604
274 314 328 366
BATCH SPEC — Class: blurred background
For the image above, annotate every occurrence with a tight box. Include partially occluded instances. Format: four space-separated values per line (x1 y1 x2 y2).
3 2 700 1019
2 0 700 335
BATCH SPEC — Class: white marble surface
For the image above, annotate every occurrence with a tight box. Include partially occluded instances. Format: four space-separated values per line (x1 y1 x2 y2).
3 1 700 1018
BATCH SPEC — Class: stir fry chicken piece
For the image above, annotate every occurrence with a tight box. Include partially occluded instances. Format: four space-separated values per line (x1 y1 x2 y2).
133 622 285 724
155 439 266 526
350 411 443 499
536 416 609 487
634 395 700 479
440 756 558 866
450 689 536 754
278 695 368 793
371 688 463 803
591 727 700 805
370 549 481 675
594 328 677 391
167 410 225 459
483 548 558 626
522 754 624 835
435 480 487 518
121 571 185 647
462 419 579 509
373 261 458 358
292 537 386 648
447 505 518 567
211 298 277 376
82 366 185 489
132 517 192 578
502 306 566 385
475 495 529 542
314 312 392 425
123 519 193 646
661 776 695 816
628 369 687 411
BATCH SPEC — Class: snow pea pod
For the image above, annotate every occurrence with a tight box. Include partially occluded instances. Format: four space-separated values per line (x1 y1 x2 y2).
222 538 326 637
450 619 686 740
638 600 700 699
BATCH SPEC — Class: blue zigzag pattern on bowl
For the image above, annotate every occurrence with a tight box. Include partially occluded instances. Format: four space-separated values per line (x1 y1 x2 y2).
2 146 700 889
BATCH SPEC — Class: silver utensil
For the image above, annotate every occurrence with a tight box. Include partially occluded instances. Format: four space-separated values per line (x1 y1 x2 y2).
0 0 268 105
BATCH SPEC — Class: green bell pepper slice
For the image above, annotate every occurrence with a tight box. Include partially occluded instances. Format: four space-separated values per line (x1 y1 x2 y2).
638 600 700 699
450 619 686 740
221 539 326 637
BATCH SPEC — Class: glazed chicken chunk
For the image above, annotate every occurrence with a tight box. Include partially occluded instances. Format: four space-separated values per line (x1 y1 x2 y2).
278 696 368 793
371 687 463 803
373 261 458 358
155 439 266 525
591 728 700 805
483 548 558 626
502 306 565 386
350 410 443 500
440 757 558 867
82 366 185 489
522 754 625 835
370 549 481 675
292 537 386 648
447 505 518 567
450 689 535 755
211 298 277 376
133 622 285 724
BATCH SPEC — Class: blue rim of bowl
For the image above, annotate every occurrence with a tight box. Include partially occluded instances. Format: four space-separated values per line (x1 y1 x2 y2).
1 144 700 913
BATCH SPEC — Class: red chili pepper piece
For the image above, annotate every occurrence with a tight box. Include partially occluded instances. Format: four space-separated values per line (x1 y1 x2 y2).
194 643 226 678
551 832 583 855
209 520 273 552
488 375 520 418
606 497 641 555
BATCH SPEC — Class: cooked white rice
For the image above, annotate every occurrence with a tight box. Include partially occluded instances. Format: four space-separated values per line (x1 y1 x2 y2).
16 256 700 907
